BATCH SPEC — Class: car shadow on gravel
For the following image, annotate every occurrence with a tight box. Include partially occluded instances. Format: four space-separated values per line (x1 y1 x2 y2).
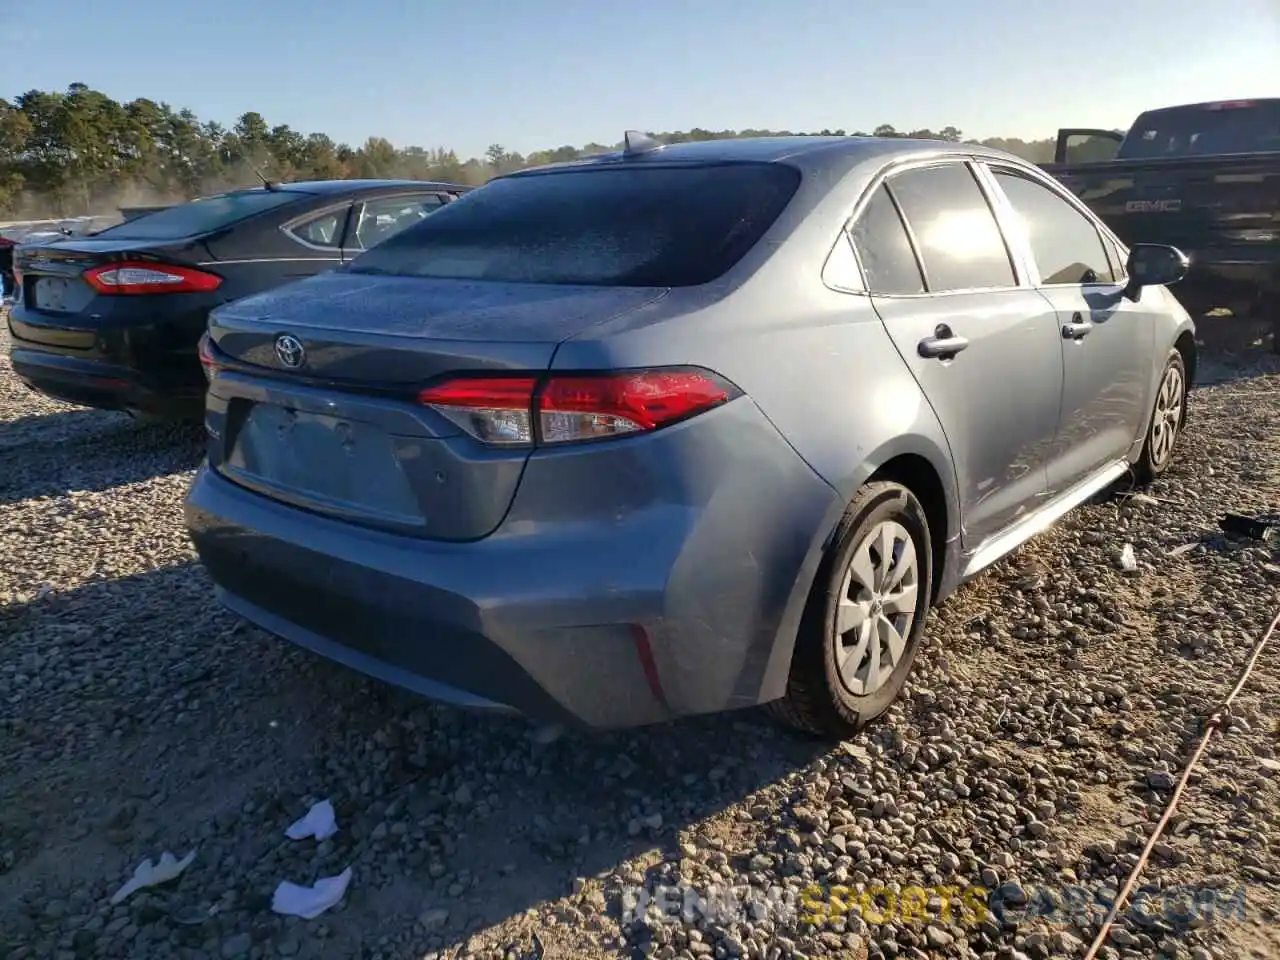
0 406 116 443
0 560 833 959
1192 316 1280 387
0 416 205 505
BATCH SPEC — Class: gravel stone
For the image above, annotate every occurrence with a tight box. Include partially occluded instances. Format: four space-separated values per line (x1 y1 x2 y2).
926 925 953 949
220 932 252 958
2 314 1279 960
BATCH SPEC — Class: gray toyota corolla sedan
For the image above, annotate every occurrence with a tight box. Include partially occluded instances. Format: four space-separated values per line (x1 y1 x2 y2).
184 133 1195 738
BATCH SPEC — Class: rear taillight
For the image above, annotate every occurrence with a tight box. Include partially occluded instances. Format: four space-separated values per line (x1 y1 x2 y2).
538 372 735 442
84 261 223 296
417 368 740 447
418 376 540 445
197 333 221 382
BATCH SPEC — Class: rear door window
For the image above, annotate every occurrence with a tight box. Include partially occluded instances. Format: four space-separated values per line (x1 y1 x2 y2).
886 163 1017 293
93 189 309 240
992 170 1116 284
348 194 448 251
346 163 802 287
285 206 349 250
849 184 925 295
821 233 866 293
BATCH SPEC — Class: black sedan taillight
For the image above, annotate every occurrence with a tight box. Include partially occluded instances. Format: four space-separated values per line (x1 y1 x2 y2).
84 261 223 296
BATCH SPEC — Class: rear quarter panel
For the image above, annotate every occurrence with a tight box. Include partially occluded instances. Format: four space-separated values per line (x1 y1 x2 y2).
553 151 960 524
550 153 961 703
552 291 958 707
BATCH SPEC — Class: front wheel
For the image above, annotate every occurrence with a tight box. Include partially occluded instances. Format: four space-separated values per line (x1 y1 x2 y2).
1134 349 1187 484
769 481 933 739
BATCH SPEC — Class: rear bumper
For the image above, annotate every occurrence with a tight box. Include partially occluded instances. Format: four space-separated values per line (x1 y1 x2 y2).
184 400 841 730
6 306 209 418
9 345 204 418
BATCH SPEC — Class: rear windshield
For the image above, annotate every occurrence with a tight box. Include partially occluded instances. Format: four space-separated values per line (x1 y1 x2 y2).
345 162 802 287
93 189 309 240
1118 101 1280 159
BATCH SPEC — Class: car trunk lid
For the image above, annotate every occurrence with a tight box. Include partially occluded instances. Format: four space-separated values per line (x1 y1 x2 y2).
208 271 668 381
12 237 213 348
206 271 668 540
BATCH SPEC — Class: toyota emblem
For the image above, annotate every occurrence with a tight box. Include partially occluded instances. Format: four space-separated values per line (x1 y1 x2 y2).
274 334 305 369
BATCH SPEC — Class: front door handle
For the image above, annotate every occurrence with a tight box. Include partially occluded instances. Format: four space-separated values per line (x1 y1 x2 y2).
918 325 970 359
1062 312 1094 340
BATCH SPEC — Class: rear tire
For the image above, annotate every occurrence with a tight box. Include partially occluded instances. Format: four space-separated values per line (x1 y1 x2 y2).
1133 348 1187 485
769 481 933 739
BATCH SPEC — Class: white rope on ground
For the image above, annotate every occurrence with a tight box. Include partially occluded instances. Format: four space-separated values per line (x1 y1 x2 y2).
1081 600 1280 959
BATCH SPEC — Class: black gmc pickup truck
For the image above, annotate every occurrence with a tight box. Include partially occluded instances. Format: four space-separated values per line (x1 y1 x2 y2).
1041 99 1280 343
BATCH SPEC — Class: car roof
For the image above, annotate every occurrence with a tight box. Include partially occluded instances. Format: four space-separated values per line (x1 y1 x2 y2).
509 135 1029 179
275 178 471 195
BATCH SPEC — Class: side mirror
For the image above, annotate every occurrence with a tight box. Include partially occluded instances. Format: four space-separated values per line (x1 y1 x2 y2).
1123 243 1190 302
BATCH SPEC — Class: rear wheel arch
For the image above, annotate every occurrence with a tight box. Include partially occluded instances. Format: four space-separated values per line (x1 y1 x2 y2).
814 440 958 603
768 475 937 737
757 438 957 706
866 454 950 603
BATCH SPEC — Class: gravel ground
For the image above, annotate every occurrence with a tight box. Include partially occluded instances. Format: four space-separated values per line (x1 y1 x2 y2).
1 313 1279 960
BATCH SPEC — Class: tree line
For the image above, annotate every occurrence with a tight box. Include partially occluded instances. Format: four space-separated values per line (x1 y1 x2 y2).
0 83 1120 219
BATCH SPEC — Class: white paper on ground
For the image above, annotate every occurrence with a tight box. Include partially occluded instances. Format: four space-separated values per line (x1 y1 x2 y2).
272 867 353 919
285 799 337 841
110 849 198 905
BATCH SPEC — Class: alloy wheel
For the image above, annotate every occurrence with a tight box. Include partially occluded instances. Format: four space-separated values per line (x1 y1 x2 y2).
834 520 919 696
1150 363 1184 468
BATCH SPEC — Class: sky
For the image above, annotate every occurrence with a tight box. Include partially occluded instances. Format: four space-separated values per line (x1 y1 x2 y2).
2 0 1278 161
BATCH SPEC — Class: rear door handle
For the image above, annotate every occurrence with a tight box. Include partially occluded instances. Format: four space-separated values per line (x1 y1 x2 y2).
1062 312 1094 340
918 328 970 359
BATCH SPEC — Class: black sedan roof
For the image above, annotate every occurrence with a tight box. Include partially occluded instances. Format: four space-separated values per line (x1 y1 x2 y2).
274 178 471 195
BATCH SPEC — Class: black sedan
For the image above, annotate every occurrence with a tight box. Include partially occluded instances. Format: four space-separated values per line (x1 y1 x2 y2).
0 233 14 300
6 178 470 421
